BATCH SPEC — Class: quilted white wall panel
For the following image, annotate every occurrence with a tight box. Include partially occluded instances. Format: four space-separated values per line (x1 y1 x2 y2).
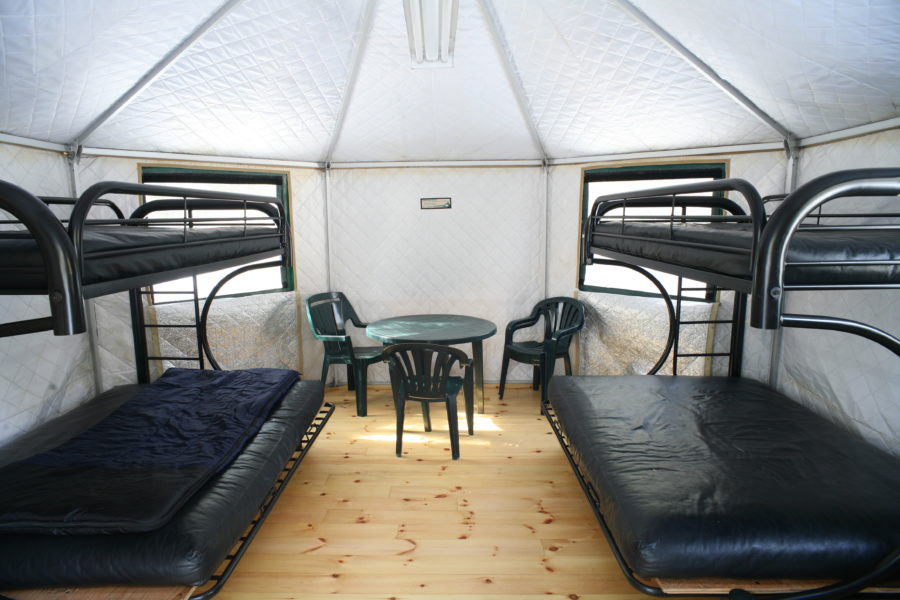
88 0 367 161
290 169 330 380
778 130 900 455
152 292 300 375
0 0 223 143
332 0 542 162
326 166 545 384
0 143 94 445
489 0 777 159
546 165 581 299
634 0 900 138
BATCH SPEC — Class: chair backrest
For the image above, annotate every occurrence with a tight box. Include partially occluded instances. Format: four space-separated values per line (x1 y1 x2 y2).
306 291 360 359
384 343 471 401
536 297 585 351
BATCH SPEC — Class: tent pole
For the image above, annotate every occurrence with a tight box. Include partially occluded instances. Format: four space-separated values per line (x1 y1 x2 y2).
71 0 247 147
478 0 548 160
324 0 377 164
65 145 103 396
614 0 797 147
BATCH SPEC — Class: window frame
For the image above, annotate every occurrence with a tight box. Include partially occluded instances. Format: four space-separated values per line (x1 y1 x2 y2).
579 162 727 301
140 165 293 304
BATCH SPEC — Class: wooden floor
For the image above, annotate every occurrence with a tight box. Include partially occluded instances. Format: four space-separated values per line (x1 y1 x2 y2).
214 383 651 600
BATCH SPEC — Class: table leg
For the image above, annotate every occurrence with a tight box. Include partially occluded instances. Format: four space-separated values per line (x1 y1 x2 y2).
472 340 485 413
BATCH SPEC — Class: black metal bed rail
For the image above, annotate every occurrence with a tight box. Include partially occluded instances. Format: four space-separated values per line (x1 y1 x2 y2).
190 400 335 600
0 180 85 337
70 182 291 279
582 179 765 270
541 398 900 600
751 168 900 330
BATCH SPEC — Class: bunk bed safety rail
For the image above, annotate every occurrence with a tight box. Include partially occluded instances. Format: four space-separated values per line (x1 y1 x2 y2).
751 167 900 331
581 177 765 268
0 180 86 337
69 181 292 284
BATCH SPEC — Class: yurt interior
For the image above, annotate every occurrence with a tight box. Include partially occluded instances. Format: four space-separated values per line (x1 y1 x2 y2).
0 1 898 599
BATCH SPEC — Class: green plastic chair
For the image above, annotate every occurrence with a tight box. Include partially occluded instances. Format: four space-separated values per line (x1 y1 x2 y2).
306 291 383 416
498 297 585 403
384 343 474 460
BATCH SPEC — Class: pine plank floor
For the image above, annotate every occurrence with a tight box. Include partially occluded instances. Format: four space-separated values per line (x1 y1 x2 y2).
212 383 657 600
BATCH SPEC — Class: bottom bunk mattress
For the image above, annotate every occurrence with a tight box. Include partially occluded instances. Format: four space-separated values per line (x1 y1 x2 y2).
547 375 900 579
0 370 326 588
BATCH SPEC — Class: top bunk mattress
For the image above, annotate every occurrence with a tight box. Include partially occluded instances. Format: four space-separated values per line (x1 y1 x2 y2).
588 221 900 287
0 224 283 297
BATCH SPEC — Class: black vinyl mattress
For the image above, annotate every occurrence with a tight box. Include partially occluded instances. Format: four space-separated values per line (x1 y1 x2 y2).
0 378 324 587
589 222 900 285
0 225 282 292
548 375 900 579
0 368 298 535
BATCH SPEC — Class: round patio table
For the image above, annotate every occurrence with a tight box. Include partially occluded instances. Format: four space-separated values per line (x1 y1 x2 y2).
366 314 496 413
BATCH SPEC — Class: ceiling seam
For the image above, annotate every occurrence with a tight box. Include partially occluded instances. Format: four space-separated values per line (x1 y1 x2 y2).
478 0 549 162
70 0 248 147
613 0 798 146
324 0 378 166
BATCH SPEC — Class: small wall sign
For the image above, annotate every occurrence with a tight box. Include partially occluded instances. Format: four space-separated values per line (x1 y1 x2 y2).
420 197 451 210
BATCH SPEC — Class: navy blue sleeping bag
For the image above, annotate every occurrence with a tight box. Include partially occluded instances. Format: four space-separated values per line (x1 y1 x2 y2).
0 367 298 535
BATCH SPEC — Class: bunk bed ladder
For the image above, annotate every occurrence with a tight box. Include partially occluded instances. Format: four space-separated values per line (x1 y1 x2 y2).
130 275 206 383
672 277 745 377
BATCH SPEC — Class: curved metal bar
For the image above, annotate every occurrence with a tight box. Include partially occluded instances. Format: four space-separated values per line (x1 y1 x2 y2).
781 314 900 357
591 195 750 217
198 261 283 370
0 180 85 336
589 177 764 221
751 168 900 330
591 259 676 374
734 546 900 600
130 197 282 222
190 401 335 600
583 178 764 268
542 401 668 596
40 196 126 220
70 182 283 272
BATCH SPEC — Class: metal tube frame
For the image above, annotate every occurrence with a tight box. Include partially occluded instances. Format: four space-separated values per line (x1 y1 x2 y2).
190 401 335 600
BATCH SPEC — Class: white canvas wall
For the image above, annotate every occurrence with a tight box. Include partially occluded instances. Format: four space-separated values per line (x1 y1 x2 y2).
778 129 900 455
0 143 94 445
326 166 546 385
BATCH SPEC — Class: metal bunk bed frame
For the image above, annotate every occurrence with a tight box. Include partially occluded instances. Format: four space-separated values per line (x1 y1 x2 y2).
560 168 900 599
0 179 330 599
581 178 765 376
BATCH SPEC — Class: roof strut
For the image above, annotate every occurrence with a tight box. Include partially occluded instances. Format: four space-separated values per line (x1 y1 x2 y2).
478 0 549 162
325 0 378 164
71 0 247 147
614 0 798 147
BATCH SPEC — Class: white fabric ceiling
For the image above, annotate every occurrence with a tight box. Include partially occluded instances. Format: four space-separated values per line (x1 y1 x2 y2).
1 0 898 163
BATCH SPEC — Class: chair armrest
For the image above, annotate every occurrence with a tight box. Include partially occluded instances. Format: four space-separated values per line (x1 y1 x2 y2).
549 321 583 344
505 313 541 344
312 333 349 342
349 317 369 329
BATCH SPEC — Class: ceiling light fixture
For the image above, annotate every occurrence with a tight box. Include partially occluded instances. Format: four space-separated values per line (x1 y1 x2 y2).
403 0 458 67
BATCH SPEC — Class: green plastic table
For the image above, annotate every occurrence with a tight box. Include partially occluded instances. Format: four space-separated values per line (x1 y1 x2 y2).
366 314 497 413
